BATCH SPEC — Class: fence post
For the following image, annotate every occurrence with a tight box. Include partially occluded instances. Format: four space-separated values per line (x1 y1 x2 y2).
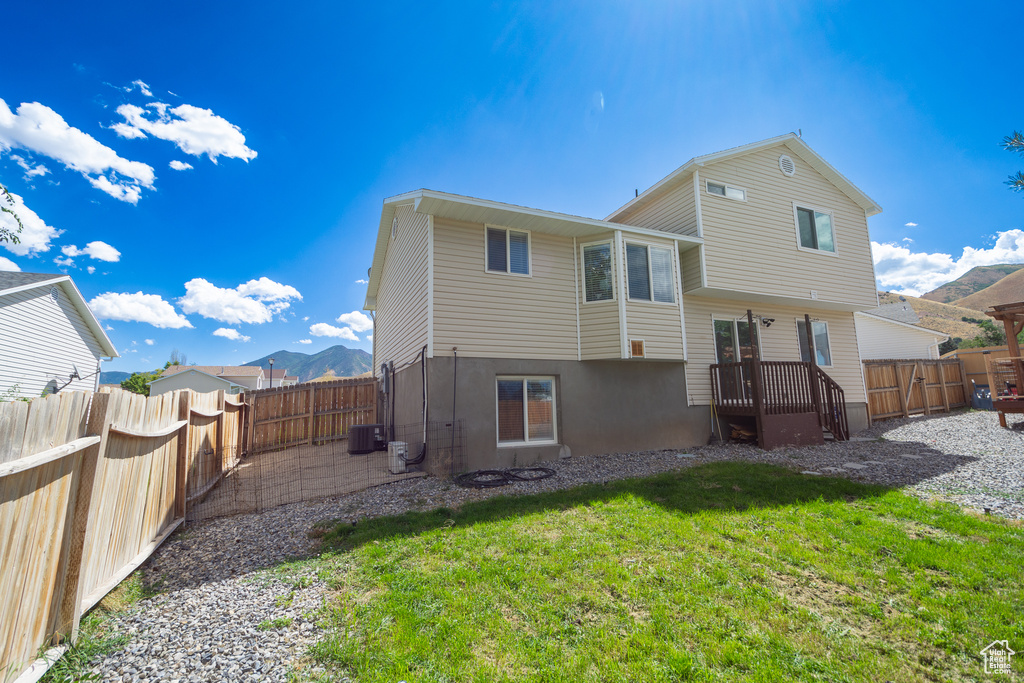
174 391 191 520
307 385 315 445
938 361 950 412
959 359 971 407
895 362 910 417
216 390 226 476
918 361 931 415
51 391 110 644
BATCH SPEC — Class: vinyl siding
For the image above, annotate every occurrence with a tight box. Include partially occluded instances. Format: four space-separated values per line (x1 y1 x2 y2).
578 232 621 360
683 295 867 406
433 218 577 359
680 248 703 292
622 234 685 360
0 285 106 399
375 204 430 371
615 181 699 236
855 315 943 360
150 371 232 396
698 145 877 308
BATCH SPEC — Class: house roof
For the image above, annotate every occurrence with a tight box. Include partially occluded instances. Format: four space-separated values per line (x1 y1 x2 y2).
605 133 883 223
365 189 703 310
855 311 949 340
267 368 292 379
864 302 921 325
161 365 265 378
149 366 246 390
0 271 119 358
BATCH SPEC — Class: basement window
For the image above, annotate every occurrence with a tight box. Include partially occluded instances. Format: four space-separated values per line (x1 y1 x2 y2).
496 376 556 445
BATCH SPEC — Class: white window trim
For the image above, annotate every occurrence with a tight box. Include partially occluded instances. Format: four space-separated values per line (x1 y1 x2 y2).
579 239 616 304
795 318 835 368
705 179 747 202
792 203 839 256
495 376 558 447
624 241 676 305
484 224 533 277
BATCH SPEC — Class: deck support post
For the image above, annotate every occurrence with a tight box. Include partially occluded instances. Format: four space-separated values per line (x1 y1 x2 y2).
804 314 823 428
747 310 766 448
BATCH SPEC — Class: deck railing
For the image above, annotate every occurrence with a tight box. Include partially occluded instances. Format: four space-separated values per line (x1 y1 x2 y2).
710 360 848 440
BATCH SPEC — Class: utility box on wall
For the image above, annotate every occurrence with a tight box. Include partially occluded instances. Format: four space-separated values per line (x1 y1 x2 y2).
388 441 408 473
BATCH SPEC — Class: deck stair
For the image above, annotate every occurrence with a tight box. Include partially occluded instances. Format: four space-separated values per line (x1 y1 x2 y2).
709 312 849 449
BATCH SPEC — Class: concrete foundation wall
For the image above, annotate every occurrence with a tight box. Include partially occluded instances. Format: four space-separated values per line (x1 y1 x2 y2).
426 357 710 470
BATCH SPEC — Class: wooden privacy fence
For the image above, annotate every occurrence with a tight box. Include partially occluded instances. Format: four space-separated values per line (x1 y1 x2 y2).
0 387 245 683
247 377 377 454
863 358 969 422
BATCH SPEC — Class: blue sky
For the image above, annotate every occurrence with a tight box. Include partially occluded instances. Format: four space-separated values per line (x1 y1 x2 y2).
2 1 1021 373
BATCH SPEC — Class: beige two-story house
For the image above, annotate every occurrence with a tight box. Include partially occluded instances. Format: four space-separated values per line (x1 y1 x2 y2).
365 134 881 470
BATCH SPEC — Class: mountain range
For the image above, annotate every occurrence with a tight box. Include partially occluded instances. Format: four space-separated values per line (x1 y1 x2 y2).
100 344 372 385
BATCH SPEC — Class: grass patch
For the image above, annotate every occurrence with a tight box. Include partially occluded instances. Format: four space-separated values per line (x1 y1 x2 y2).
310 462 1024 682
40 572 159 682
258 617 295 631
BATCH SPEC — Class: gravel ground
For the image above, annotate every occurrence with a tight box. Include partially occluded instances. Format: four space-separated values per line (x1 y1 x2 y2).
90 408 1024 681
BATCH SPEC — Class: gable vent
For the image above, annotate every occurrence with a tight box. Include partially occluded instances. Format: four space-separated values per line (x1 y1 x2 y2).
630 339 646 358
779 154 796 177
50 287 59 303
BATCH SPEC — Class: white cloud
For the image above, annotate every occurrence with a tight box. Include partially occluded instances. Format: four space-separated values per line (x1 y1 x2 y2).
130 80 153 97
179 277 301 324
902 237 913 243
296 339 312 344
905 222 918 227
310 323 358 341
169 160 193 171
355 278 368 284
89 291 194 328
872 229 1024 296
0 256 20 271
0 190 62 256
53 256 75 267
367 334 373 341
113 103 257 162
0 99 155 203
10 154 49 179
336 310 372 332
87 266 95 274
62 240 121 262
213 327 251 342
144 339 155 345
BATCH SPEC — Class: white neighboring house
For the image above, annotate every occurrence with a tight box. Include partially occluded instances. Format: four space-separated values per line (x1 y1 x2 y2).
148 366 247 396
148 364 268 396
0 272 118 399
855 303 949 360
268 369 299 387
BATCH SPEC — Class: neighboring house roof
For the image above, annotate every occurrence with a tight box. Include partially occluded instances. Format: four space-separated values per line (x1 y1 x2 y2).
148 366 246 390
854 311 949 340
605 133 883 223
365 189 704 309
862 302 921 325
160 365 264 378
0 272 118 358
267 369 291 380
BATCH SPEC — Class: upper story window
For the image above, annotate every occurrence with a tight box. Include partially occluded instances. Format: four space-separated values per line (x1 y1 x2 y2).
626 243 675 303
797 319 833 366
795 206 835 253
581 241 614 302
706 180 746 201
486 226 530 275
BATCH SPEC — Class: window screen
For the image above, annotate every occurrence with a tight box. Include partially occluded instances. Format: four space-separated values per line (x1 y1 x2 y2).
626 243 651 300
583 243 613 302
650 247 674 303
487 228 507 272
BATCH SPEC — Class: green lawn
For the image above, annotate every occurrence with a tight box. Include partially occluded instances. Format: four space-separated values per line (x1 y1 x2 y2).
301 462 1024 682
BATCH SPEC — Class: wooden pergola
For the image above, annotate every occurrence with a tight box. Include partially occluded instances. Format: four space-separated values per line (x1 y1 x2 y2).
985 302 1024 427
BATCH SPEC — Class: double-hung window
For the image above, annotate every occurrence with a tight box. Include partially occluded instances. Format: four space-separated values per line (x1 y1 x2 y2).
797 319 832 366
581 241 614 302
496 376 556 445
486 226 530 275
625 243 675 303
795 206 835 253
